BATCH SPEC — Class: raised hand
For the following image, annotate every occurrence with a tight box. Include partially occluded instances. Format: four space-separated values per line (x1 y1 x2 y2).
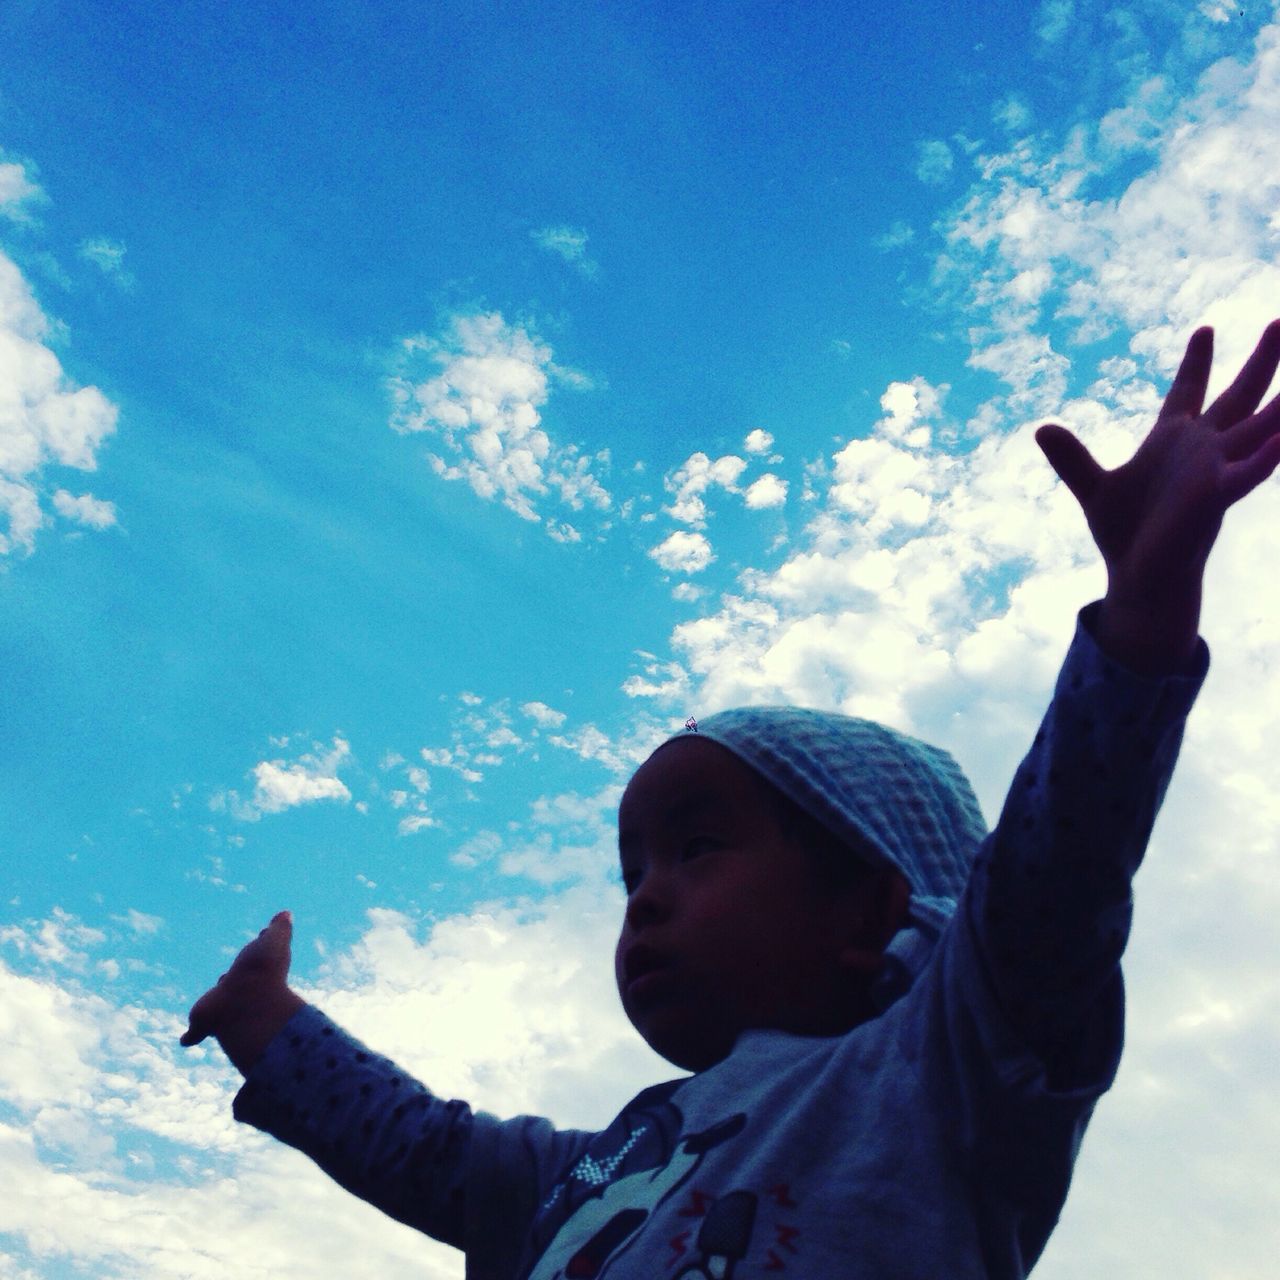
181 910 305 1075
1036 321 1280 672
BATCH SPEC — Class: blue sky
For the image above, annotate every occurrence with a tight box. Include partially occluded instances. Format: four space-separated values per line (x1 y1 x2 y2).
3 1 1280 1275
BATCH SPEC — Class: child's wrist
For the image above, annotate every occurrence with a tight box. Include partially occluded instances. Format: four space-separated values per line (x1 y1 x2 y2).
1096 589 1201 676
217 987 307 1076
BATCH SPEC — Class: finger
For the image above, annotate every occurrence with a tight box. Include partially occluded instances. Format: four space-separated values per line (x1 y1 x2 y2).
1206 319 1280 429
1223 429 1280 505
180 997 214 1047
262 909 293 957
1161 326 1215 420
239 910 295 978
1223 388 1280 463
1036 424 1104 505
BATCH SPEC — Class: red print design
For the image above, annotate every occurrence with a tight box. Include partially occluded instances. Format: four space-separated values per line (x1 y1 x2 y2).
677 1189 713 1218
666 1230 691 1267
774 1224 800 1254
767 1183 797 1209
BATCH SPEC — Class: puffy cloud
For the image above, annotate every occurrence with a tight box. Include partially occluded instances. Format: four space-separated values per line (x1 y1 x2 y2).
520 700 567 728
389 311 609 536
0 239 119 555
648 529 714 574
213 736 353 821
743 428 774 454
742 473 788 509
0 910 469 1277
52 488 117 529
661 451 748 526
252 737 352 815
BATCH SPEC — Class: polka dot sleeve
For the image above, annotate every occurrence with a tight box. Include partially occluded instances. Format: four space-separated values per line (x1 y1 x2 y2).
967 600 1209 1088
232 1004 473 1247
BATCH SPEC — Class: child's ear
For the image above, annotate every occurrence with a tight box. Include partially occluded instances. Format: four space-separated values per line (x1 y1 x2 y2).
837 871 910 976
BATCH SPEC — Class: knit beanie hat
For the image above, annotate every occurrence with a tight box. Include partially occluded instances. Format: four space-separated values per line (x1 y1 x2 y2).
659 706 989 1009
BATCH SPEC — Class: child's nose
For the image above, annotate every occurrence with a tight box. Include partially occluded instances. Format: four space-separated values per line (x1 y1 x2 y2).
624 867 675 929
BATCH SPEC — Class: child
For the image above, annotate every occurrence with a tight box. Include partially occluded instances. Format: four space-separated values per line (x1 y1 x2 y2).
182 322 1280 1278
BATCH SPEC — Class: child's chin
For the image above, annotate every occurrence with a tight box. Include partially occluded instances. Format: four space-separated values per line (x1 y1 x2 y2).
634 1012 736 1074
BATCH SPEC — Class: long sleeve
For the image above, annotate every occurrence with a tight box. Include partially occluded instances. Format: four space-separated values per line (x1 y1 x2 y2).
233 1004 598 1278
966 599 1208 1085
233 1004 477 1246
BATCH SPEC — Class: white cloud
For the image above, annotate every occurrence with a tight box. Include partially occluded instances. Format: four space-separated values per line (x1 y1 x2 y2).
78 237 134 288
621 654 689 702
743 428 774 454
389 311 609 535
397 814 438 835
648 529 714 574
662 451 748 526
52 488 117 529
915 138 955 184
872 220 915 251
214 736 353 821
994 96 1033 132
1037 0 1074 43
520 700 567 728
0 158 43 219
253 737 352 815
531 225 598 278
742 473 788 509
115 909 163 937
0 922 468 1277
0 245 119 555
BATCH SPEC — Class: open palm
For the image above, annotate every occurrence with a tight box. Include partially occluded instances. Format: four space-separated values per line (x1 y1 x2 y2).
1036 321 1280 604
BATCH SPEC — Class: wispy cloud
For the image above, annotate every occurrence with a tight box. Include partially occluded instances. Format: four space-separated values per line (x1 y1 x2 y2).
0 156 43 220
915 139 954 184
873 220 915 251
531 225 598 278
78 237 135 289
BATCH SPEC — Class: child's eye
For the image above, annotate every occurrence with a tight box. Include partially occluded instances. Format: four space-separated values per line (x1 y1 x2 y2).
681 836 721 861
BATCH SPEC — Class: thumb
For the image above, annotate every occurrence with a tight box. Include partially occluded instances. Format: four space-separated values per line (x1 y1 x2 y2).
1036 423 1103 506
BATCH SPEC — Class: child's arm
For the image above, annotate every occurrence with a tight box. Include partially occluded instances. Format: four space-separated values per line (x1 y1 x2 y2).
1037 320 1280 672
962 321 1280 1086
181 912 595 1264
180 910 306 1073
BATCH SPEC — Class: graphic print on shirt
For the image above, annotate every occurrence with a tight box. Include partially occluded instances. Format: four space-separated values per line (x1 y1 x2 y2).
524 1081 796 1280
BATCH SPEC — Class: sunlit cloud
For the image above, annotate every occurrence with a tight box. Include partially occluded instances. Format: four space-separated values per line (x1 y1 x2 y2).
0 229 119 554
389 311 610 538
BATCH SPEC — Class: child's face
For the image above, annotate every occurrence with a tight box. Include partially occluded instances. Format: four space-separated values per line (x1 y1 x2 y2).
615 735 878 1072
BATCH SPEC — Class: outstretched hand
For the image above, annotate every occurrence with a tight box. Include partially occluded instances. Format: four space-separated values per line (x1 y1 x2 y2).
181 910 305 1075
1037 320 1280 672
